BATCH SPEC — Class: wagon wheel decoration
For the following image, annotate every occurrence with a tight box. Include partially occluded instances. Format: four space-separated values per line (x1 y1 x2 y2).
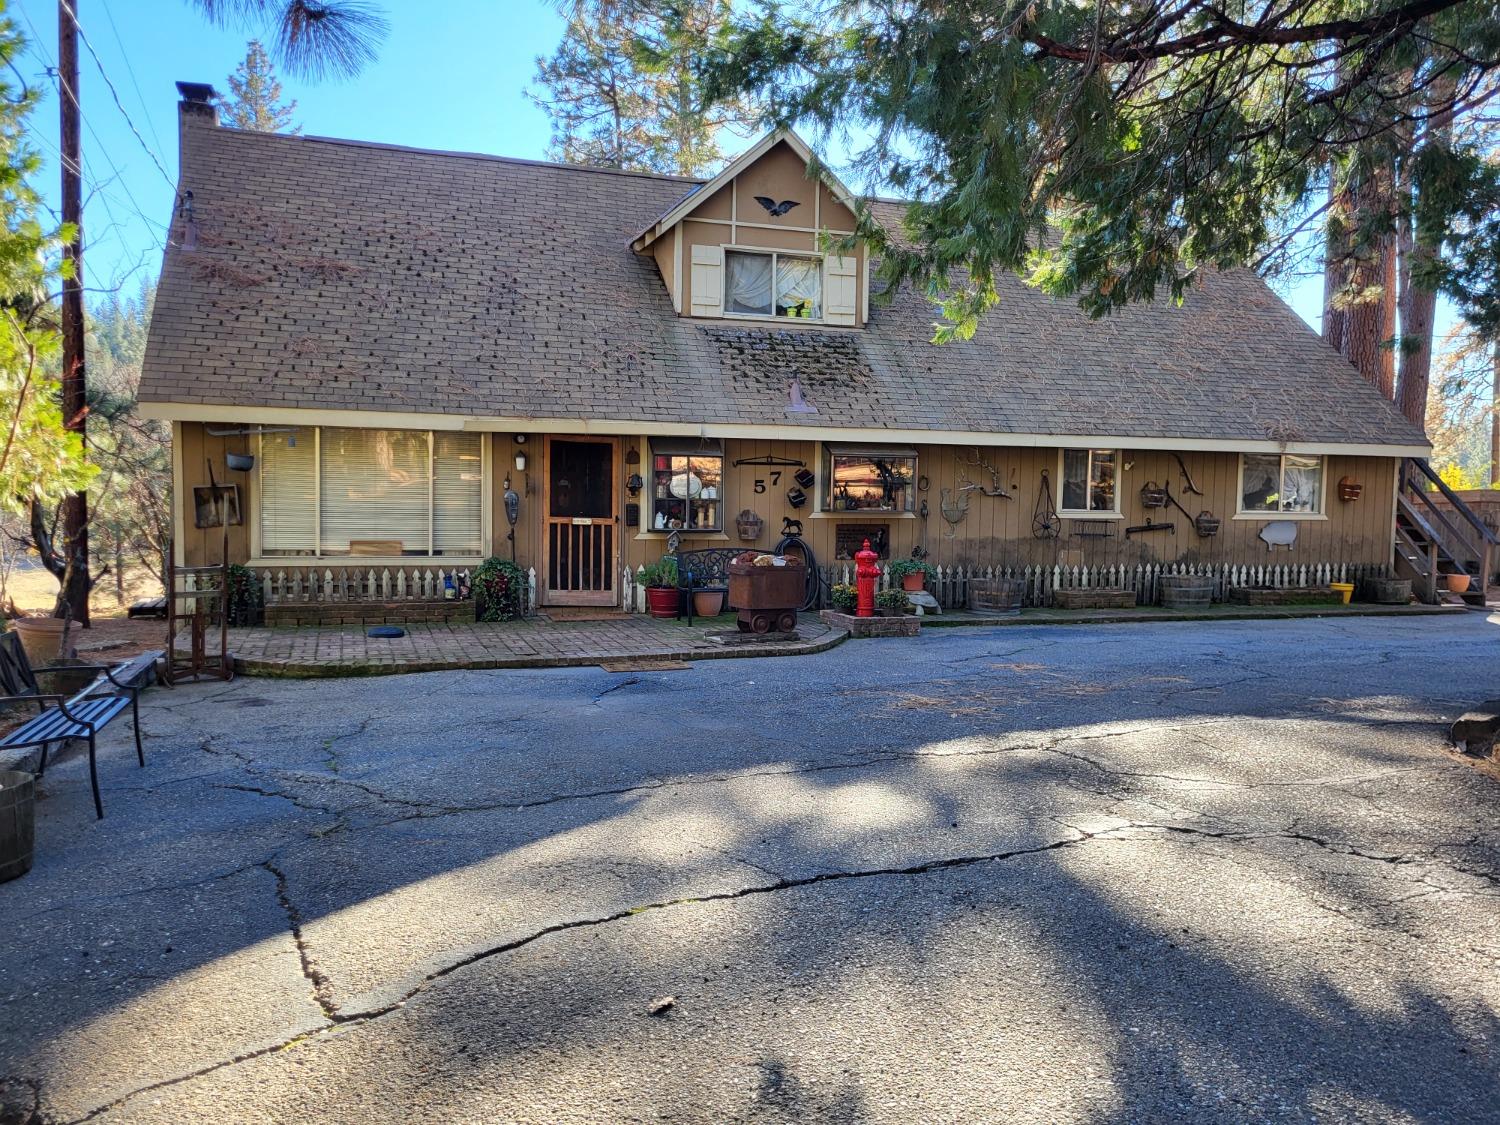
1033 469 1060 539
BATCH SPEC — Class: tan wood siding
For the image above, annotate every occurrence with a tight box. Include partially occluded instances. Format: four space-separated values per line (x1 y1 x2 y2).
199 424 1397 583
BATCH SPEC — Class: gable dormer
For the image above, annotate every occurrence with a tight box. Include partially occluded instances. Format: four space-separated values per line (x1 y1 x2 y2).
632 129 867 328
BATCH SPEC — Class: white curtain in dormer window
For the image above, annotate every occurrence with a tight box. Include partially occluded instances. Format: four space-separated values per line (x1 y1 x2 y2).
725 251 772 315
776 255 821 318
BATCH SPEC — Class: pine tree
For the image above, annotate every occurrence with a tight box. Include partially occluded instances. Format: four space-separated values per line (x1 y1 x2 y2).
222 40 300 134
531 1 753 177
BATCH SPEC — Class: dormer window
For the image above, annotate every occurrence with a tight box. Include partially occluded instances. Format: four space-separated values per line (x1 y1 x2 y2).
725 249 822 321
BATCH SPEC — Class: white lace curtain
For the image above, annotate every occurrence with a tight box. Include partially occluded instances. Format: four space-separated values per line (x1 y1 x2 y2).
726 252 772 315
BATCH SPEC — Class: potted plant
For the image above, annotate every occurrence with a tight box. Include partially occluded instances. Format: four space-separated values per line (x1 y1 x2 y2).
643 558 680 618
1447 572 1473 595
887 558 935 593
830 583 857 614
875 589 910 616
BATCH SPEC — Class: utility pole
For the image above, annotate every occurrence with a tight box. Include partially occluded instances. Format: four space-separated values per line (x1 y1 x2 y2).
58 0 90 625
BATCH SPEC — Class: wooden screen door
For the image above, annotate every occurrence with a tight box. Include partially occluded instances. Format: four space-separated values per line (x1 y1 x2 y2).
543 437 619 605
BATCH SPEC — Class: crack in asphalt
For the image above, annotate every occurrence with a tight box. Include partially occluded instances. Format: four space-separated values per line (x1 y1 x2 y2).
261 861 338 1021
61 816 1497 1124
0 1075 42 1125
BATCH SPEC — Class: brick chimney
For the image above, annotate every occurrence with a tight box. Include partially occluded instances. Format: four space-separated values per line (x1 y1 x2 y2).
176 80 217 163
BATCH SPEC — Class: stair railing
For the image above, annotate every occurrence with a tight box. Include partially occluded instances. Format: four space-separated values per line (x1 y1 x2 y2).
1400 458 1497 587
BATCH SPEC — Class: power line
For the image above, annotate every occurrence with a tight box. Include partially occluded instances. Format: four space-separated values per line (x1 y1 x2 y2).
58 0 176 190
98 0 167 161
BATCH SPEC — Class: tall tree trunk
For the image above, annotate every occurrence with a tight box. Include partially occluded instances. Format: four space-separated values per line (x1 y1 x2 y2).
1339 162 1396 397
1379 234 1398 397
1394 83 1455 431
1322 173 1348 351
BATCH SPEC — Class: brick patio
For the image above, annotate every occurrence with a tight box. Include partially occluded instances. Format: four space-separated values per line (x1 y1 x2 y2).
223 613 846 677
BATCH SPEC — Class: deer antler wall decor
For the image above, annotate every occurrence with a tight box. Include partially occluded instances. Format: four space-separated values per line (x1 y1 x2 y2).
958 448 1013 498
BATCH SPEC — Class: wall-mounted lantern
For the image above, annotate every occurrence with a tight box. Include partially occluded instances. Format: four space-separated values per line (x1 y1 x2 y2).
626 472 643 497
514 450 528 473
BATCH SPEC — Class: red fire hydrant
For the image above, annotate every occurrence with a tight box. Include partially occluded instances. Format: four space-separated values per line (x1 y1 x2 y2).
854 538 879 618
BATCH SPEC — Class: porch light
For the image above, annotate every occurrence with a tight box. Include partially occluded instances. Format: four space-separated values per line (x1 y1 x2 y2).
515 450 528 472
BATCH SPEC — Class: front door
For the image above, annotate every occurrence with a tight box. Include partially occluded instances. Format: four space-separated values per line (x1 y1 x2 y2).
543 437 618 605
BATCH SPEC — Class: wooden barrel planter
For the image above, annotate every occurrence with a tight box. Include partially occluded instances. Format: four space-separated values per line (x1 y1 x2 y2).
969 577 1025 614
0 771 35 884
1160 574 1215 608
1362 577 1412 605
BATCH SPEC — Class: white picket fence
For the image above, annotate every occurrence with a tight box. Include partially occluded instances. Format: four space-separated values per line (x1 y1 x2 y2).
248 564 538 615
816 560 1390 610
621 559 1387 612
250 559 1388 617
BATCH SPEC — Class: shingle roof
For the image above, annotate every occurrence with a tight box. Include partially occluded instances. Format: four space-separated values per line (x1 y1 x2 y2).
140 121 1427 451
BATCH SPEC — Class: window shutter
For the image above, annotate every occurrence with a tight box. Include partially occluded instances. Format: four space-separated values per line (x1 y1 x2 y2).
433 432 484 555
690 244 724 317
824 255 858 325
319 428 431 555
259 432 316 553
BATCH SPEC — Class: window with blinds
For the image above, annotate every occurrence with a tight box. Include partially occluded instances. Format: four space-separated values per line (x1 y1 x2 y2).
259 431 316 554
258 427 485 557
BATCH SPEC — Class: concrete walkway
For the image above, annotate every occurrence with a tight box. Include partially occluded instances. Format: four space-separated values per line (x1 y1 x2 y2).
227 612 845 677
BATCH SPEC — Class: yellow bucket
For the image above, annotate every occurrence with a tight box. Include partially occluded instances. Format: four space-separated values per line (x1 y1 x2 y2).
1330 581 1354 605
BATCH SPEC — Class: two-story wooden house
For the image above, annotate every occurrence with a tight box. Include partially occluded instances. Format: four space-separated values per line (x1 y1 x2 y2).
141 84 1452 617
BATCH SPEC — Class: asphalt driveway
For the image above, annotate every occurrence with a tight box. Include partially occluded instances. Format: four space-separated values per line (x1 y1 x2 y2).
3 614 1499 1123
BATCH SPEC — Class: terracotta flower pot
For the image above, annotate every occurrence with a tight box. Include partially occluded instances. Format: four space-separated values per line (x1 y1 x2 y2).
9 618 66 668
901 573 925 593
692 589 724 617
1446 573 1472 594
645 586 680 618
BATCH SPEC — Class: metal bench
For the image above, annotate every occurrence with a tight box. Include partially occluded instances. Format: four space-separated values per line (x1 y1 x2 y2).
0 632 148 820
671 547 763 625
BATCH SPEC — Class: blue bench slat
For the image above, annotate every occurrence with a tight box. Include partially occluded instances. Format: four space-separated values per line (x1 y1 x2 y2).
1 695 130 746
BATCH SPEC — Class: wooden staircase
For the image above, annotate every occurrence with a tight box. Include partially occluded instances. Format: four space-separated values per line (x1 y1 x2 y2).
1394 458 1498 608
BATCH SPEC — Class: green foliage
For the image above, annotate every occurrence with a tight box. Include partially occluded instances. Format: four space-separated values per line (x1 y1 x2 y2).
473 557 528 622
875 588 909 613
187 1 387 82
0 12 96 516
78 282 171 595
531 0 757 176
885 558 934 582
704 0 1500 341
641 556 678 588
222 40 300 134
829 582 857 613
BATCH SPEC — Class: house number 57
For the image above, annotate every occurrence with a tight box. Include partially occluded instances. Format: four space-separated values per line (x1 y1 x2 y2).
753 471 782 494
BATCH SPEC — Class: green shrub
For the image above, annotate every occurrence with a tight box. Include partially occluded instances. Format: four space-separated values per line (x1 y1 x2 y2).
830 583 857 613
474 557 528 622
875 588 910 613
225 564 263 626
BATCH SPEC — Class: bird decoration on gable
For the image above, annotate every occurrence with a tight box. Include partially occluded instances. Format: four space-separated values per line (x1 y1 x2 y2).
754 196 800 217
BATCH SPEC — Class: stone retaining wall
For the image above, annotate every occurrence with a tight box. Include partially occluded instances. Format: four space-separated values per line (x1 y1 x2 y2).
265 600 476 627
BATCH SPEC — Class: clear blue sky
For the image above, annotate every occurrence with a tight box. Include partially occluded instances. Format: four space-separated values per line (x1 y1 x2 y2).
14 0 1334 329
